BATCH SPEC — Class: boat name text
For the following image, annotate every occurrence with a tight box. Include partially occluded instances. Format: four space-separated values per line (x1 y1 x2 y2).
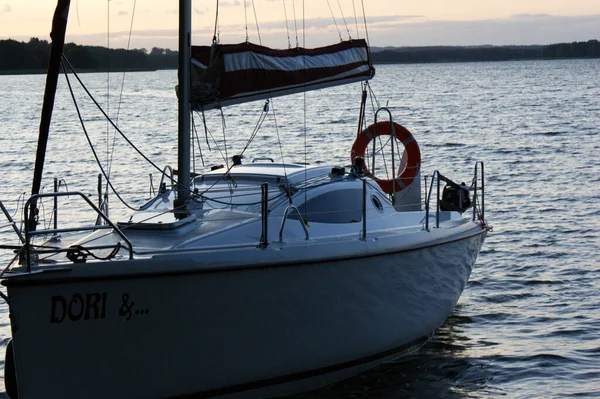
50 293 107 323
50 292 150 323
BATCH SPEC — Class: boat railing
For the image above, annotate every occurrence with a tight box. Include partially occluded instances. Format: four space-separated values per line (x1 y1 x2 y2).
158 165 175 194
278 204 310 242
424 161 485 230
21 191 133 271
472 161 485 223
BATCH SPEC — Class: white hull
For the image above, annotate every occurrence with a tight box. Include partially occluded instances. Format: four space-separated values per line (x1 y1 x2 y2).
5 229 485 399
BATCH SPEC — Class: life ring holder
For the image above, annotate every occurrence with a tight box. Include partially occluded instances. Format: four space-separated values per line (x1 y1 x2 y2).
351 121 421 194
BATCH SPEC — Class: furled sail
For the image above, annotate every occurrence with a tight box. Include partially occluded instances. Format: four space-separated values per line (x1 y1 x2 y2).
190 39 374 110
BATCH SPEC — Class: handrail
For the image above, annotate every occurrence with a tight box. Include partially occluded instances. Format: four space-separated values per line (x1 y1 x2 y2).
361 179 367 240
23 191 133 271
424 170 438 231
472 161 485 222
424 161 486 231
252 157 275 163
279 205 309 241
259 183 269 247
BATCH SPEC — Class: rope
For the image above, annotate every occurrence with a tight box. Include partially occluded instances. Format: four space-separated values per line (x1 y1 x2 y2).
220 108 229 168
300 0 306 48
191 112 205 167
61 57 178 188
251 0 262 44
66 242 122 263
326 0 343 42
108 0 138 194
336 0 352 40
8 192 26 219
61 61 139 211
214 0 220 43
282 0 291 48
351 0 359 38
269 99 291 203
240 100 269 155
106 0 111 178
292 0 299 48
195 110 227 164
243 0 249 42
361 0 370 47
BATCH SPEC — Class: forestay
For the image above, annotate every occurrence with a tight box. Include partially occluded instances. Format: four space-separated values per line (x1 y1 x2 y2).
190 39 374 110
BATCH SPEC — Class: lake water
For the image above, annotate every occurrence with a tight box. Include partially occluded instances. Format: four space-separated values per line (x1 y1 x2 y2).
0 59 599 398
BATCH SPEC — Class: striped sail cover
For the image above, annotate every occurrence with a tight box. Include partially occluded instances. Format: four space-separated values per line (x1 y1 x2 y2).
190 39 374 110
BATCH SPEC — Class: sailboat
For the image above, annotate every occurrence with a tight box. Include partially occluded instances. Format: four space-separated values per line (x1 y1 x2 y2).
0 1 489 398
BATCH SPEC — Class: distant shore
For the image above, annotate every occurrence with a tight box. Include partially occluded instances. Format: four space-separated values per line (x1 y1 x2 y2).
1 38 598 76
0 67 167 76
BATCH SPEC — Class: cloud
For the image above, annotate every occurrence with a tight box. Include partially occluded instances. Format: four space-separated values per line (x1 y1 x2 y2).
509 13 552 20
220 0 241 7
367 14 600 47
1 4 11 13
52 13 600 50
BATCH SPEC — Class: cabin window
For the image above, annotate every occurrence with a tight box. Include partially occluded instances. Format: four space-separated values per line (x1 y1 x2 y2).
290 189 363 223
372 195 384 212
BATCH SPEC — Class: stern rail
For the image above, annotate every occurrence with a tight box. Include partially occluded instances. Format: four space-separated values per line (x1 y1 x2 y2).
22 191 133 271
425 161 485 230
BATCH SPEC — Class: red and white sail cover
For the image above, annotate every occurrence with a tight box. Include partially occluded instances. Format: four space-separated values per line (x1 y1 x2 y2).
190 39 374 110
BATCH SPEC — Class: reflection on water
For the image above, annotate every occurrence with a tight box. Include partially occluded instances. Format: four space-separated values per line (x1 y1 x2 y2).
288 310 498 399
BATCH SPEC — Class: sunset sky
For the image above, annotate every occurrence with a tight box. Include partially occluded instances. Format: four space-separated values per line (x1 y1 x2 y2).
1 0 599 50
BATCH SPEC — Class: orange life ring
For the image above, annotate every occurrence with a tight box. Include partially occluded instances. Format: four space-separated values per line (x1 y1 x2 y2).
351 121 421 194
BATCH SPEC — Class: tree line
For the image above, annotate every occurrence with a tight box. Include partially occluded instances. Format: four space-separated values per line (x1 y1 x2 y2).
0 37 177 73
1 37 599 74
371 40 600 63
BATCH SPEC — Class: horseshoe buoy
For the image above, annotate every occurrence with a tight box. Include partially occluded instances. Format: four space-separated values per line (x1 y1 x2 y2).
351 121 421 194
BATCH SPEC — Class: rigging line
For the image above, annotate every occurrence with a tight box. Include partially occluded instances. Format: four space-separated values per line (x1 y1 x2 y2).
191 112 205 167
220 108 229 168
351 0 359 39
61 57 179 188
360 0 370 47
336 0 352 40
8 192 26 219
240 101 269 155
326 0 343 42
301 0 307 219
107 0 138 187
269 101 291 202
192 113 196 177
194 110 227 165
292 0 299 48
251 0 262 45
243 0 249 42
303 66 307 220
200 108 211 150
366 81 380 111
213 0 220 42
106 0 111 177
61 61 138 211
282 0 291 49
114 0 138 126
302 0 305 47
75 0 81 27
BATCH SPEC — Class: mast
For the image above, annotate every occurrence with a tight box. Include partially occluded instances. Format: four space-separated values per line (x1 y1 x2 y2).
30 0 71 229
175 0 192 213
